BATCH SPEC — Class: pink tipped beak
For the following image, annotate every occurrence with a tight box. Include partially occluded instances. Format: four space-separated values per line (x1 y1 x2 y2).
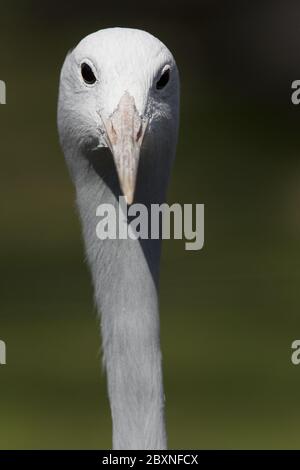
103 92 148 204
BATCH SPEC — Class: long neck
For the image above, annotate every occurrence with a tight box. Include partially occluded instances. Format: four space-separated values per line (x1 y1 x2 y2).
73 147 170 449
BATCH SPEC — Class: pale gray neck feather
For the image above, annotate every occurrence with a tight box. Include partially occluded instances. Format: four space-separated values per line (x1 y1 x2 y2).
71 145 172 450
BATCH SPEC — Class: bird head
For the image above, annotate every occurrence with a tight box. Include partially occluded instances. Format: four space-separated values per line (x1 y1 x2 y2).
58 28 180 204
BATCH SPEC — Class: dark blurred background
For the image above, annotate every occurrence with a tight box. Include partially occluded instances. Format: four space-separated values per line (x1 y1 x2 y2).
1 0 300 449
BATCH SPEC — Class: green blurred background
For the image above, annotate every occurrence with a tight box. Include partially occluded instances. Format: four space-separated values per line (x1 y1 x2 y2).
1 0 300 449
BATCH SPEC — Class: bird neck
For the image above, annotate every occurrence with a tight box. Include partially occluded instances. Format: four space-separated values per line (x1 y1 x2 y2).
73 148 168 449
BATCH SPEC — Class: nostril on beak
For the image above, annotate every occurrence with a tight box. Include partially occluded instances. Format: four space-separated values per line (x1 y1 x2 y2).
108 120 118 145
135 118 148 144
136 122 143 143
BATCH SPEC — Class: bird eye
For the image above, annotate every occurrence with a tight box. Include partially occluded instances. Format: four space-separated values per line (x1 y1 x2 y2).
156 68 170 90
81 62 97 85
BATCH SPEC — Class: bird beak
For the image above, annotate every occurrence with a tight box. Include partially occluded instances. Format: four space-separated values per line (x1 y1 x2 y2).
103 92 148 205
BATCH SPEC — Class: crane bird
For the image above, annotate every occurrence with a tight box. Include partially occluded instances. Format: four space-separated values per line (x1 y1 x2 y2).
58 27 180 450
